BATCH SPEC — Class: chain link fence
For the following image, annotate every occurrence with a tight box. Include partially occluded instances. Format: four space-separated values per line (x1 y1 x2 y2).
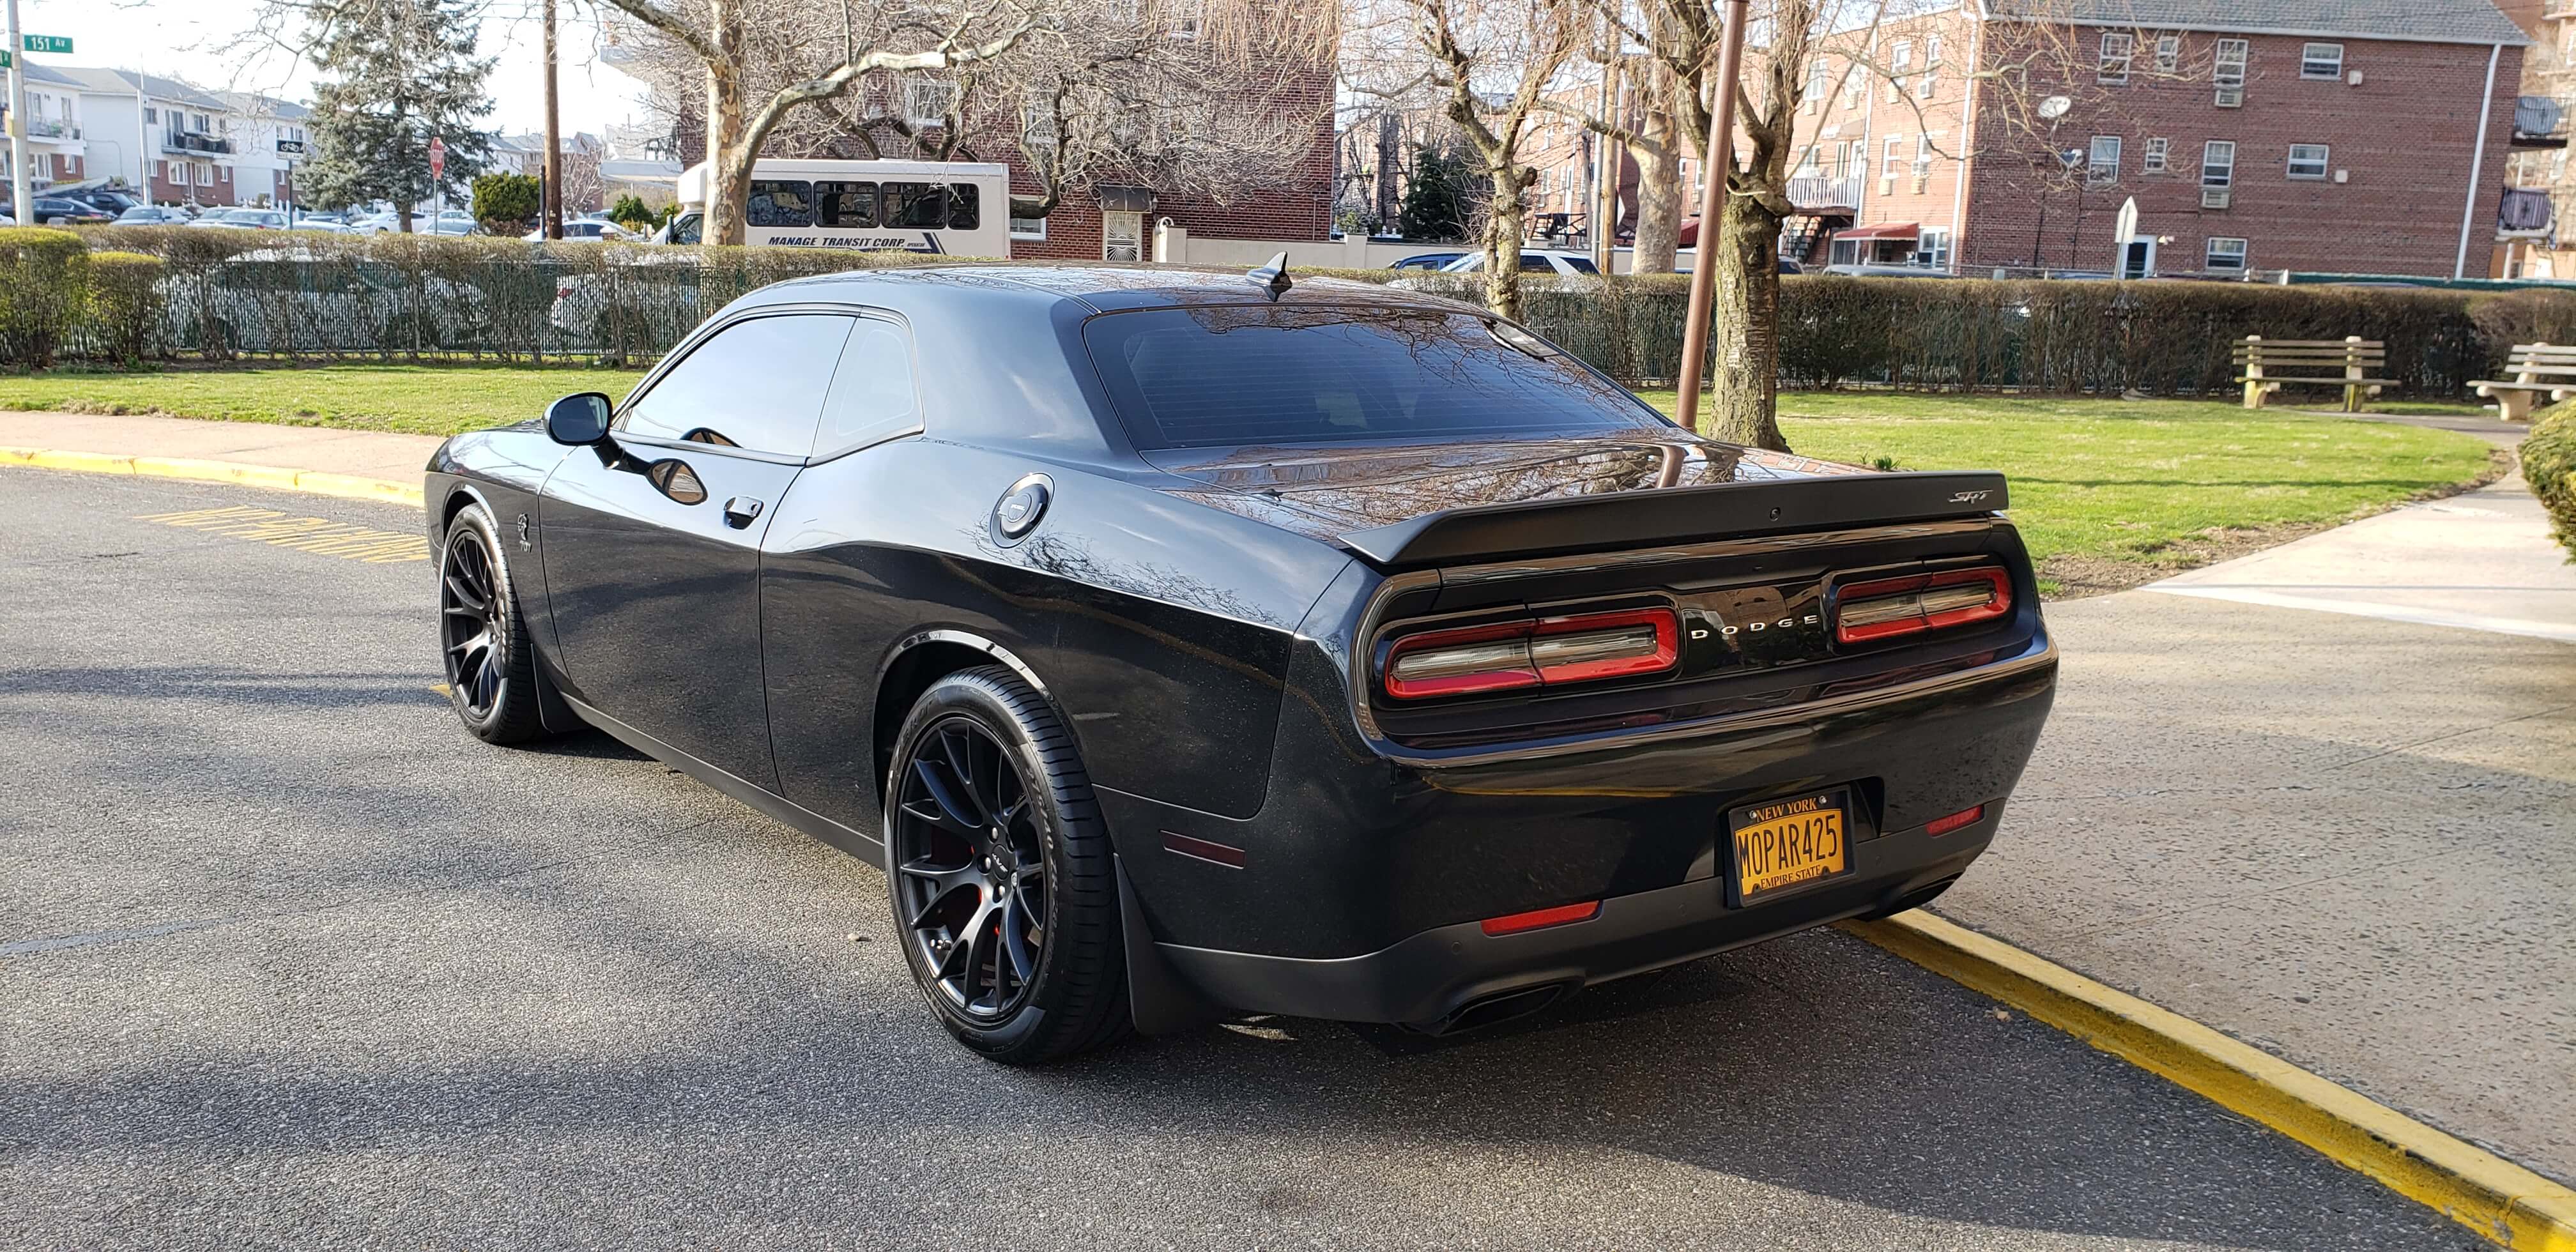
20 227 2576 398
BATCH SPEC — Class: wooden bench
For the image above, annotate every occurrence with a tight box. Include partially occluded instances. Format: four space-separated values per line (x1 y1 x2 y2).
2231 335 2391 412
2470 342 2576 422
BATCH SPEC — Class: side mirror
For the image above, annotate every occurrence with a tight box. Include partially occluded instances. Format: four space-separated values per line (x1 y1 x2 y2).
546 392 613 446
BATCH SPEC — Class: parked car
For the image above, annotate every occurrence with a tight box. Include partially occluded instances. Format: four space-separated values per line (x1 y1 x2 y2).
6 197 116 226
190 208 291 231
1388 252 1467 270
1437 249 1602 276
353 209 479 236
57 187 141 215
113 205 193 225
1820 264 1958 279
426 262 2056 1065
525 219 639 242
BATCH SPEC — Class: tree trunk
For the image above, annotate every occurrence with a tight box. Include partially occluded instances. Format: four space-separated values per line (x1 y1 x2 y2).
1709 191 1789 451
703 13 748 246
1480 160 1528 321
1376 112 1400 227
1629 108 1681 276
394 199 415 233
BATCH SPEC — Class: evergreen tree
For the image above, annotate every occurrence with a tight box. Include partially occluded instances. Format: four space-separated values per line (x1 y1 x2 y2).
1397 146 1471 243
471 173 540 234
303 0 496 231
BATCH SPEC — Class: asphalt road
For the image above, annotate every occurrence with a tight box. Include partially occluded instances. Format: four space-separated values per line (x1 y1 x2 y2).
0 467 2480 1251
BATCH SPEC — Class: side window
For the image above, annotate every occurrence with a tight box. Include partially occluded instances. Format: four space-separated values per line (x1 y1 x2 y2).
814 319 923 459
671 212 703 244
818 181 878 227
746 179 815 227
617 314 857 457
1519 254 1554 272
882 181 949 229
947 182 981 230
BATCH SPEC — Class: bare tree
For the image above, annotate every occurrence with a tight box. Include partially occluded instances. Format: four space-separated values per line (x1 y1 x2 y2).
1339 0 1583 319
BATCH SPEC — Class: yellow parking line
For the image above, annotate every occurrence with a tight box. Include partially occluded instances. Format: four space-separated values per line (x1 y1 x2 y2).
134 504 429 563
1843 912 2576 1251
2 446 423 508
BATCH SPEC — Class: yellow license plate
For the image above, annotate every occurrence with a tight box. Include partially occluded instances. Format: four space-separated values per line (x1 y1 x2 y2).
1730 791 1851 904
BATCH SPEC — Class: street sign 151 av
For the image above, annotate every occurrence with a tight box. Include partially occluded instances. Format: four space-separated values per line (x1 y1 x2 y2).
1 49 12 69
21 34 75 54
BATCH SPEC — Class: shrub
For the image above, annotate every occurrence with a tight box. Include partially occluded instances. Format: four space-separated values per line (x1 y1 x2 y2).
472 172 542 236
2524 401 2576 562
606 194 657 233
86 251 169 362
0 226 93 369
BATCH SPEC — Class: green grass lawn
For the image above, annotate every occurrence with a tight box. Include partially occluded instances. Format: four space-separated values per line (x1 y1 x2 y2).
1 364 2494 594
0 363 646 437
1637 390 2496 593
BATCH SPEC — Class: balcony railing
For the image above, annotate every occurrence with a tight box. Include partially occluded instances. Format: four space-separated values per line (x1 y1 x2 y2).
25 119 79 139
2499 186 2555 236
1788 174 1866 211
162 131 234 155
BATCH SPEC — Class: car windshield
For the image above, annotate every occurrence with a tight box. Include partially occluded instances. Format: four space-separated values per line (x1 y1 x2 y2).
1082 305 1669 450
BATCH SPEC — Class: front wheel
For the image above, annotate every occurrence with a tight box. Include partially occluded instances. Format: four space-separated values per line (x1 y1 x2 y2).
885 667 1130 1064
438 504 550 745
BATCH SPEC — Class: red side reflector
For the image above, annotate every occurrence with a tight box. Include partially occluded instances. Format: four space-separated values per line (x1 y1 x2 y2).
1480 900 1601 936
1924 805 1985 837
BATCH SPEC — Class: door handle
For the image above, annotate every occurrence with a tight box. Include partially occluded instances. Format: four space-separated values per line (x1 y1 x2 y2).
723 496 765 528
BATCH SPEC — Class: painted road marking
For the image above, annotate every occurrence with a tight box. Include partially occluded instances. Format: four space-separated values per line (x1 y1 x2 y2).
136 505 428 563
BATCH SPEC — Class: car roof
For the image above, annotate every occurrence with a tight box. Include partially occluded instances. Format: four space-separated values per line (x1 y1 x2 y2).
749 263 1483 316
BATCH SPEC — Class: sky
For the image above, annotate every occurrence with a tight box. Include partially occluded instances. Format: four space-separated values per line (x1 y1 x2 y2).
13 0 658 137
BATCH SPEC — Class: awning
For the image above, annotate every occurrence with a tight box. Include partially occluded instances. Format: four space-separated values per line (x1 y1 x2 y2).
1837 222 1920 242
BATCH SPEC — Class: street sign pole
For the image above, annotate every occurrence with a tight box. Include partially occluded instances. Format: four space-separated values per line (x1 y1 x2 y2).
4 0 32 219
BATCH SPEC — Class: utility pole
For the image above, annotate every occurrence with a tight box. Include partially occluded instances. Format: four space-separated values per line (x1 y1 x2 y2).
541 0 563 238
1672 0 1751 432
5 0 31 218
1591 50 1620 273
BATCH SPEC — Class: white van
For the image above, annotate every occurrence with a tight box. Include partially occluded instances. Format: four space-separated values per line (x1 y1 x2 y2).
668 158 1011 257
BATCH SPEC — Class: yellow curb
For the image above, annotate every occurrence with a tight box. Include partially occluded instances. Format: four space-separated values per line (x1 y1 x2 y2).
1843 912 2576 1251
1 445 424 509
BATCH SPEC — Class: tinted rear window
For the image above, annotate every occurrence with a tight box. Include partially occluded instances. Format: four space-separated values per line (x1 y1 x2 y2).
1082 307 1667 450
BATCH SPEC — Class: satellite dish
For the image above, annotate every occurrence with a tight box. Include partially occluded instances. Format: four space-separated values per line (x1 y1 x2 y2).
2037 95 2073 121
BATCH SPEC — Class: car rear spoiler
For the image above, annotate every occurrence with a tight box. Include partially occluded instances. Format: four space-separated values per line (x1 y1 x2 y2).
1334 471 2009 569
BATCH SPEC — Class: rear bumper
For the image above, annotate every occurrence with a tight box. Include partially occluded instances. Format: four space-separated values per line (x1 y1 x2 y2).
1157 809 2000 1027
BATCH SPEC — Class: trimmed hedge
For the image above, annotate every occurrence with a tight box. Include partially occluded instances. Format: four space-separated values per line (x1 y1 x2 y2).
1 226 93 369
2524 401 2576 562
86 251 168 363
22 227 2576 395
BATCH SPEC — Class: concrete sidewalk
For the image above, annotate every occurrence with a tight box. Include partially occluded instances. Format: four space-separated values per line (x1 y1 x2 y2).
1942 419 2576 1184
0 411 443 486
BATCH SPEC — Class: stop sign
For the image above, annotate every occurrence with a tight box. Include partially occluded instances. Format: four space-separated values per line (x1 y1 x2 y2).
429 136 446 179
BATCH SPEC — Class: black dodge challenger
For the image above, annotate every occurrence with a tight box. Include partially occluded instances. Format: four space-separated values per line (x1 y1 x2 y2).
425 264 2057 1064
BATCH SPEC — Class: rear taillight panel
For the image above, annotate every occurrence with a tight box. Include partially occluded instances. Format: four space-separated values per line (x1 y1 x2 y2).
1382 606 1679 701
1831 566 2013 646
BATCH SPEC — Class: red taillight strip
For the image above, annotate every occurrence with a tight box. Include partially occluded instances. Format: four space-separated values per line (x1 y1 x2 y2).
1480 900 1600 935
1924 804 1986 837
1834 566 2012 646
1382 607 1679 701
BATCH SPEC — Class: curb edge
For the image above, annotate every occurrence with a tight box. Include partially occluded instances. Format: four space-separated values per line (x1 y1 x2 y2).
2 446 424 509
1841 912 2576 1251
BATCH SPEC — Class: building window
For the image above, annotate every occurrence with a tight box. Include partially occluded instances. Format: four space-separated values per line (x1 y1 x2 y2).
1009 213 1047 241
1165 0 1202 39
1796 145 1821 177
2301 43 2343 80
1917 227 1951 270
144 107 157 124
2099 32 2133 85
2202 140 2237 187
1889 41 1911 102
2205 237 2249 271
1883 135 1906 178
905 77 957 126
1913 134 1935 179
2214 39 2249 106
2088 135 2121 185
2287 143 2329 179
2155 33 2179 73
2143 137 2169 172
1806 59 1827 112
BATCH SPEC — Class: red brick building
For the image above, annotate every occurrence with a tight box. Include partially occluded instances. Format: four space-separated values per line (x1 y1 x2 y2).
1769 0 2530 279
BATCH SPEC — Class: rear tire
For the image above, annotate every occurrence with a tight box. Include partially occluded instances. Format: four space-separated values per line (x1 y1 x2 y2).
438 504 550 745
885 666 1130 1064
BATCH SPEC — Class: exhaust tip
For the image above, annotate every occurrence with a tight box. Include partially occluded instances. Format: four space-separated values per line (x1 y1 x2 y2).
1407 982 1574 1037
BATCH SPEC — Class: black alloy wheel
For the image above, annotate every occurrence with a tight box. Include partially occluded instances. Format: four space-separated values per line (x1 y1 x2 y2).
438 505 547 744
886 666 1130 1063
894 717 1048 1018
